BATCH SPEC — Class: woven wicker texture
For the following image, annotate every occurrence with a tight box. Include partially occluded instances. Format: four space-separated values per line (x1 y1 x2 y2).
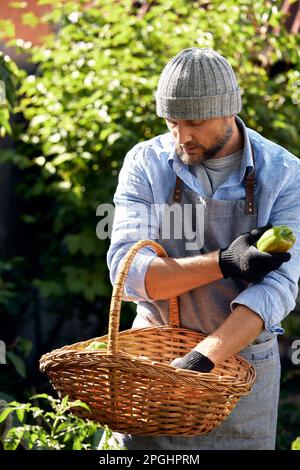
40 240 256 436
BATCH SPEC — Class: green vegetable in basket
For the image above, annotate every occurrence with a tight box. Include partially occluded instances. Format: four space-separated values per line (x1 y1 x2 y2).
256 225 296 253
85 341 107 350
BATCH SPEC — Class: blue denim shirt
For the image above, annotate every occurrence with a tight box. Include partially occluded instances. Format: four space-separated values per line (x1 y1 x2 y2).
107 116 300 334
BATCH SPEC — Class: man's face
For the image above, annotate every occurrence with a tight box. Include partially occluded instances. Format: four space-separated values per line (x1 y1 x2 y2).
165 116 234 166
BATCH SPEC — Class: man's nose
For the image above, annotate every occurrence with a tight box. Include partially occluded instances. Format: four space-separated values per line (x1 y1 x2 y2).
175 125 192 145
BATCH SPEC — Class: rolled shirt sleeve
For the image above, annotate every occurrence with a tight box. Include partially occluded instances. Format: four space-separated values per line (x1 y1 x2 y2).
231 159 300 333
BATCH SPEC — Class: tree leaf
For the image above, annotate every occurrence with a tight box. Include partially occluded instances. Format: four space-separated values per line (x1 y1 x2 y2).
6 352 26 378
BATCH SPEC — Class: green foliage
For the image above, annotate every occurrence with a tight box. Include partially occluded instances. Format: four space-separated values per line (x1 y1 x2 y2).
5 337 32 381
0 257 25 306
97 425 124 450
292 437 300 450
277 401 300 450
282 312 300 337
0 52 23 136
0 0 299 449
0 394 122 450
0 19 15 39
276 363 300 450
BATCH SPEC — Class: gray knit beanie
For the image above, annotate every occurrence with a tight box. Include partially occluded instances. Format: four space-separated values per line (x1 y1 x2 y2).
156 47 242 120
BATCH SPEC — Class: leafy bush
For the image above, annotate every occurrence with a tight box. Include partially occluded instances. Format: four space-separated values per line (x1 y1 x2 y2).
0 51 23 137
0 394 123 450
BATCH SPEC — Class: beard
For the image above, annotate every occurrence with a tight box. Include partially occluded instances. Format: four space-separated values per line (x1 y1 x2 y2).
176 124 233 166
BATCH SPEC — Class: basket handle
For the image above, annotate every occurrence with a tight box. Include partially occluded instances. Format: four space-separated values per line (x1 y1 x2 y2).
107 240 180 354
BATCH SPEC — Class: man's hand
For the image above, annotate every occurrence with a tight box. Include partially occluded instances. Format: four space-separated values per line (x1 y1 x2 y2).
170 350 214 373
219 223 291 283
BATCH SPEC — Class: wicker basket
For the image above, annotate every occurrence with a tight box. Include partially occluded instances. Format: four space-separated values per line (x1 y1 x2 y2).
40 240 256 436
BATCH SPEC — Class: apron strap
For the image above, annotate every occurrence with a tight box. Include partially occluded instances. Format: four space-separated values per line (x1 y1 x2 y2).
244 141 256 215
172 141 256 214
172 174 182 203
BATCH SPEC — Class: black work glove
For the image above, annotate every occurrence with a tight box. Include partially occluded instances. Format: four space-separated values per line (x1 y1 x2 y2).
219 223 291 283
170 350 214 373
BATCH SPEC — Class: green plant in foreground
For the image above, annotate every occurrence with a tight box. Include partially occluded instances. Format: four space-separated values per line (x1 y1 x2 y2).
0 393 123 450
97 425 124 450
292 437 300 450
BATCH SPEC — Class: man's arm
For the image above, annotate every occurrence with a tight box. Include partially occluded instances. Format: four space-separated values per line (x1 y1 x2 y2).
107 145 159 302
145 250 223 300
193 304 264 364
145 224 288 301
170 303 264 371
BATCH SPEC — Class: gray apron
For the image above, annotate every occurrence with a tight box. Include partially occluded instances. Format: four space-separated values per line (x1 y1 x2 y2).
112 143 281 450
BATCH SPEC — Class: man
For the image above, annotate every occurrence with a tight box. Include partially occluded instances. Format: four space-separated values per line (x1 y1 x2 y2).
106 48 300 450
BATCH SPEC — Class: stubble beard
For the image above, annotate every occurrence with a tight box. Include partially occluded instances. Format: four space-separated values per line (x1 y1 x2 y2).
176 125 234 166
